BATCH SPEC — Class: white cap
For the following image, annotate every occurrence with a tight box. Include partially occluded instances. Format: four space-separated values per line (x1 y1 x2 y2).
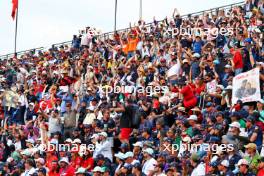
225 85 233 90
49 138 58 145
59 157 69 164
182 136 192 143
87 106 95 111
224 64 232 69
221 160 229 167
170 93 178 100
114 152 126 160
29 102 35 106
91 134 99 139
237 159 249 166
99 132 108 138
7 157 14 163
92 166 104 172
192 53 201 58
216 85 224 90
124 151 134 158
133 141 143 148
21 149 31 156
35 158 45 165
142 148 154 155
72 138 82 144
258 99 264 104
64 138 72 143
26 139 35 144
75 167 86 174
229 122 241 129
187 115 198 121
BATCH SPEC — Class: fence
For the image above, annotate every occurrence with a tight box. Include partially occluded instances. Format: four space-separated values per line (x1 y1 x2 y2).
0 1 245 60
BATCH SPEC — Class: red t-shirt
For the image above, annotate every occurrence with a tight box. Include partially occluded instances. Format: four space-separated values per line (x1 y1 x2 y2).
70 156 82 169
46 155 58 171
59 166 75 176
195 84 206 95
81 157 94 172
257 169 264 176
48 171 60 176
233 50 243 69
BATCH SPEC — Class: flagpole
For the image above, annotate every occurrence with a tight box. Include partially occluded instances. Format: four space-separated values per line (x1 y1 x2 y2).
114 0 117 32
14 1 19 55
139 0 142 20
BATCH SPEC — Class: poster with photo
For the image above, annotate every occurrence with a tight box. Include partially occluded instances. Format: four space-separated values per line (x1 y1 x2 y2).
232 68 261 105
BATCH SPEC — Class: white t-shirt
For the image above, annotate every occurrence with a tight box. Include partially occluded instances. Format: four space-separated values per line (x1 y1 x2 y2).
142 158 157 175
21 167 36 176
191 162 206 176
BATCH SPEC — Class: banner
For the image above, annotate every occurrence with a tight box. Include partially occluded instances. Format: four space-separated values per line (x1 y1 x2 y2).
232 68 261 105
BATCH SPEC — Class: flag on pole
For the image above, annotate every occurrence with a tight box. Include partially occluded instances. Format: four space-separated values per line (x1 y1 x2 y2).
11 0 18 20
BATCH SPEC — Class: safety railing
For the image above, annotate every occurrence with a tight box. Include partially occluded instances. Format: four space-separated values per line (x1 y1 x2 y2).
0 1 245 60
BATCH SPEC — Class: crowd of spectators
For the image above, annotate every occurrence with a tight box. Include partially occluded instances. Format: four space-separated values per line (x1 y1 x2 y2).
0 0 263 175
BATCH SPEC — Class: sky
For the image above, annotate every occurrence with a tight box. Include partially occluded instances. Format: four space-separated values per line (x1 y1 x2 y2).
0 0 243 55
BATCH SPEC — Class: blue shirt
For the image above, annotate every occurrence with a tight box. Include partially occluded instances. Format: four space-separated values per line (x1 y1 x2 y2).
57 91 73 113
193 41 204 54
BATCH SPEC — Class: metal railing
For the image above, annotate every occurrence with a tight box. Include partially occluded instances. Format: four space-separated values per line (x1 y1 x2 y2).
0 1 244 60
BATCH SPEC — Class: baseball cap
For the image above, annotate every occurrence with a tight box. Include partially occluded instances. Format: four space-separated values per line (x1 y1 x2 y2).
64 138 72 143
75 167 86 174
38 168 47 174
244 38 252 43
237 159 249 166
205 102 213 107
224 64 232 69
92 166 104 172
124 163 133 170
225 85 233 90
35 158 45 165
192 53 201 58
133 141 143 148
207 136 220 143
21 150 31 156
114 152 126 160
142 148 154 155
124 152 134 158
182 136 192 143
230 111 240 118
59 157 69 165
72 138 82 144
96 154 104 160
246 115 255 123
91 133 99 139
25 139 35 144
216 85 224 90
187 115 198 121
120 143 129 149
244 143 257 150
99 132 108 137
229 122 241 129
